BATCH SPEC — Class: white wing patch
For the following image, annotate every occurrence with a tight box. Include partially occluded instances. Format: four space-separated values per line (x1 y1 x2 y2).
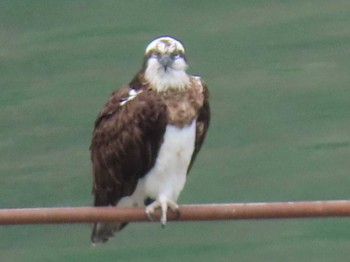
120 89 142 106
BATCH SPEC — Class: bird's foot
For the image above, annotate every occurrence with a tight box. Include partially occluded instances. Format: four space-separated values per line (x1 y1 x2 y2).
145 198 180 226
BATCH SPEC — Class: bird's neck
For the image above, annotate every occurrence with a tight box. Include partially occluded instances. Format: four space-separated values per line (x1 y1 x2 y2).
144 67 190 92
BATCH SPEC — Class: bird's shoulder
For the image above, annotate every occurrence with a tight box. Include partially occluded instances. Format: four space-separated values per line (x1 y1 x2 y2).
93 85 134 128
190 75 209 97
91 81 169 151
93 82 164 129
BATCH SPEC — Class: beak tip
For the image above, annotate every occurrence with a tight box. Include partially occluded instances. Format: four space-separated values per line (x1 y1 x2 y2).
158 55 173 68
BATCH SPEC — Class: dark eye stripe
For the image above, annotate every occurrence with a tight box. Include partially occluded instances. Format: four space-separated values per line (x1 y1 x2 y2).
150 51 161 58
171 53 181 59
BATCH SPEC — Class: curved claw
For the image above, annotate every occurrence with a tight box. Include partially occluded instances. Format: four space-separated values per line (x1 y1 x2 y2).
145 209 155 222
145 201 161 222
144 199 180 226
167 202 180 220
172 206 181 220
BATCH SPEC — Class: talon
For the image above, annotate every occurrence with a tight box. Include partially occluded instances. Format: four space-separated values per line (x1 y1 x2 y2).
173 208 180 220
145 198 179 226
145 209 155 221
145 201 161 222
160 214 167 226
168 202 180 219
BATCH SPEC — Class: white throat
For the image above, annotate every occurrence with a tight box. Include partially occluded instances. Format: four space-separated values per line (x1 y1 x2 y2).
144 60 190 92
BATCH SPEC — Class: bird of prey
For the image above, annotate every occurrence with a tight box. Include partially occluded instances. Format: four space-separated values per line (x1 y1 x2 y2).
90 36 210 243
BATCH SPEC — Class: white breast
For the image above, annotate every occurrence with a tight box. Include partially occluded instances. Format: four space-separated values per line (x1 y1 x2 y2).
117 120 196 207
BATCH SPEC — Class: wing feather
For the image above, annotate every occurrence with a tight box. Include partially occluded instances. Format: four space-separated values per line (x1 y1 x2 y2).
188 79 210 172
90 85 167 206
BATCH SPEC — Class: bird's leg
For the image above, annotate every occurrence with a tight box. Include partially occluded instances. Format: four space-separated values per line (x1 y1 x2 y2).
145 198 180 226
160 200 168 226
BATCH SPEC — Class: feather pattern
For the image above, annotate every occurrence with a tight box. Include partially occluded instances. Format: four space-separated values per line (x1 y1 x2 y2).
90 36 210 243
90 75 209 243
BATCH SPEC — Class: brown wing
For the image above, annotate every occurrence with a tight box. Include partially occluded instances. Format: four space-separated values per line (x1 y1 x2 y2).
188 79 210 172
90 85 167 207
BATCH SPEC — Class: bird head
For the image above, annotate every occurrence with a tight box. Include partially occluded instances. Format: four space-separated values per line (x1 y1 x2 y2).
143 36 190 91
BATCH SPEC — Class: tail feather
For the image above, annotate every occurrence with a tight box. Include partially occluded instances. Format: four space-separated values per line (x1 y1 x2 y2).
91 222 128 244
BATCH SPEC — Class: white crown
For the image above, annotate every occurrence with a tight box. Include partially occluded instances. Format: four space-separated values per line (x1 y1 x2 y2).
145 36 185 55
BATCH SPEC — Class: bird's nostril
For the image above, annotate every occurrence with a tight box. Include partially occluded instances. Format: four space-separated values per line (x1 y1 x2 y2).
158 55 173 68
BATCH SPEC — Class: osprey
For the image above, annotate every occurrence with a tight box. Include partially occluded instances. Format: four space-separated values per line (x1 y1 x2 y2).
90 36 210 243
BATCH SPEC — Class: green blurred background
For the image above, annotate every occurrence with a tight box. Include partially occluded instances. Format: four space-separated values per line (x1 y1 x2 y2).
1 0 350 261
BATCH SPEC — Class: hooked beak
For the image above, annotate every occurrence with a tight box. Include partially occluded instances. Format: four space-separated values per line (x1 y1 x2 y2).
158 54 173 70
